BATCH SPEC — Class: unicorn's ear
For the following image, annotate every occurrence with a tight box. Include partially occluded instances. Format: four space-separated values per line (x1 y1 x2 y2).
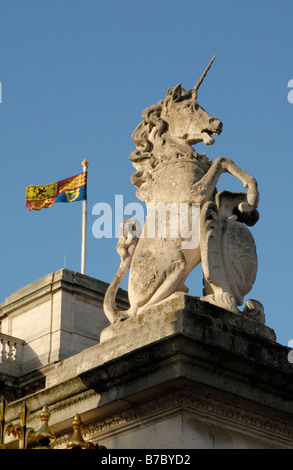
172 83 182 102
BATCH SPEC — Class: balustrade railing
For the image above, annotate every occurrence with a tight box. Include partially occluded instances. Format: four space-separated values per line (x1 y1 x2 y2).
0 334 24 376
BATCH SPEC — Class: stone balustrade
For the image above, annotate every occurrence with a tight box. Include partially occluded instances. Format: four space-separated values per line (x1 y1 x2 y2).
0 333 24 376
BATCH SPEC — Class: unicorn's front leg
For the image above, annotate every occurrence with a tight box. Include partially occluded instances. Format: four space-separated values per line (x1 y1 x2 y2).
219 157 259 209
191 157 231 203
193 156 259 209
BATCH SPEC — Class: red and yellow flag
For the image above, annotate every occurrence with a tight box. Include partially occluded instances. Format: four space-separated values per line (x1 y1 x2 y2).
25 172 87 211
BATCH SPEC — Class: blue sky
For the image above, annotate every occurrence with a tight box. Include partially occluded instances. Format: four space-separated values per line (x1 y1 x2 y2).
0 0 292 346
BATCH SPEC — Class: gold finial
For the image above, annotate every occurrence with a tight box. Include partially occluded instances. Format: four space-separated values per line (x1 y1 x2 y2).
0 396 15 449
67 414 95 449
15 402 35 449
34 405 56 448
81 158 89 169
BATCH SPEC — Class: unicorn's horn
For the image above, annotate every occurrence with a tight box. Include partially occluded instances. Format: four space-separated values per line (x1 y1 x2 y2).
194 55 216 92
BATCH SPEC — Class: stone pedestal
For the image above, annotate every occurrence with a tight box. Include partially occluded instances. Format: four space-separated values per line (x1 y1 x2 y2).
5 292 293 449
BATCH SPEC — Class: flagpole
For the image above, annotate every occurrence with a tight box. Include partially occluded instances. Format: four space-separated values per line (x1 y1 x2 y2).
81 158 89 274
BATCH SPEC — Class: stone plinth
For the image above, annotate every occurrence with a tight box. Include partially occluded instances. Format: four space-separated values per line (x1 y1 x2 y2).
5 293 293 449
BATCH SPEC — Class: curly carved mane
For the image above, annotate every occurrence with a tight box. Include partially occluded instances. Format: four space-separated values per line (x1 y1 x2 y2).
129 102 166 187
129 87 202 191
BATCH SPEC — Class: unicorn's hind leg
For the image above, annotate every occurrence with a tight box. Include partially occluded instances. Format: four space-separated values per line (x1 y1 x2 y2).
128 250 188 312
143 258 187 307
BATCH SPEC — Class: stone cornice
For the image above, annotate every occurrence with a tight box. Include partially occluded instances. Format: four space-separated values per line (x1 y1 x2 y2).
52 390 293 449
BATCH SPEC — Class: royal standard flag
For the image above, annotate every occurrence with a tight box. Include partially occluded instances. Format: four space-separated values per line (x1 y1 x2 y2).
26 172 87 211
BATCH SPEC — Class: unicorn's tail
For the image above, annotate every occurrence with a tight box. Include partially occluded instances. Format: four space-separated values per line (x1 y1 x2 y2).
103 218 141 324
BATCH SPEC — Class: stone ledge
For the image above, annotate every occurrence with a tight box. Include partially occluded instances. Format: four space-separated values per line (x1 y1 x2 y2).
100 292 276 343
42 294 293 411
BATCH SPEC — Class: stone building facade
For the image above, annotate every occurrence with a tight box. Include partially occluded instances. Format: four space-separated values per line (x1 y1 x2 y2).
0 269 293 449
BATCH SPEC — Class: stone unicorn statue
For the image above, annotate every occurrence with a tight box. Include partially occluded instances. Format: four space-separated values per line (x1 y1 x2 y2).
104 56 261 324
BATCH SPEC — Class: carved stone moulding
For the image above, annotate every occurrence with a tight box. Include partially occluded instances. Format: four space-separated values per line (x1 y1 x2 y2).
52 389 293 449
